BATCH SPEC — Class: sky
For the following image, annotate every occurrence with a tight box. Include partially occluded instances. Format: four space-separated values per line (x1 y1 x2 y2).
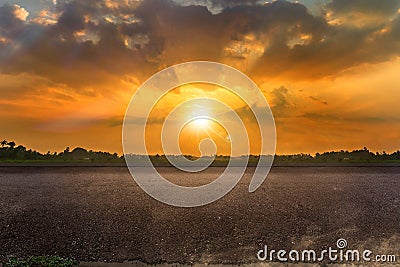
0 0 400 155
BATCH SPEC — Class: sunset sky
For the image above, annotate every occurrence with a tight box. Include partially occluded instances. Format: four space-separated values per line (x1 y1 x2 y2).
1 0 400 155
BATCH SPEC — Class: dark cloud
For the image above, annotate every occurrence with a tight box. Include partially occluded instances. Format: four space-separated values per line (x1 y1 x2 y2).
0 4 23 33
309 96 328 105
269 86 293 118
326 0 400 18
211 0 263 6
252 4 400 79
0 0 400 92
0 4 30 39
391 15 400 36
271 86 289 109
0 0 153 90
208 0 265 12
172 0 264 13
55 1 86 36
133 0 225 63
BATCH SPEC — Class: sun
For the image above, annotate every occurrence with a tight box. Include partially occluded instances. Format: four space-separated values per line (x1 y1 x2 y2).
192 118 210 129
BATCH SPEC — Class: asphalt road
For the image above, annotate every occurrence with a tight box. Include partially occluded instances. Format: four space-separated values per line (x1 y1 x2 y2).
0 167 399 264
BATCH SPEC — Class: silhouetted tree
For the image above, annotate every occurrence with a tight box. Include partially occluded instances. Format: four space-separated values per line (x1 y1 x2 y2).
7 141 16 149
1 140 7 147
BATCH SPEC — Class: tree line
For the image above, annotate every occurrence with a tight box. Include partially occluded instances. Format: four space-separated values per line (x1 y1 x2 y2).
0 140 120 163
1 140 400 163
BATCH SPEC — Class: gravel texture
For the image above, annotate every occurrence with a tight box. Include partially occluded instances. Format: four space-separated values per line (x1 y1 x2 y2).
0 166 399 264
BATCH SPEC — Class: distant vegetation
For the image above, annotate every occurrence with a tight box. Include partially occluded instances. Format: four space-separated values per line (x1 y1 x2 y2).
0 140 120 163
1 140 400 165
275 147 400 164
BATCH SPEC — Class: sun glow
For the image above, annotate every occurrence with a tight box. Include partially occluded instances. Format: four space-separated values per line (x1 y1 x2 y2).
192 118 210 129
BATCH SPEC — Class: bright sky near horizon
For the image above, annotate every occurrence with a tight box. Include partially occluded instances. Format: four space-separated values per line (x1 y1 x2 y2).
0 0 400 155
